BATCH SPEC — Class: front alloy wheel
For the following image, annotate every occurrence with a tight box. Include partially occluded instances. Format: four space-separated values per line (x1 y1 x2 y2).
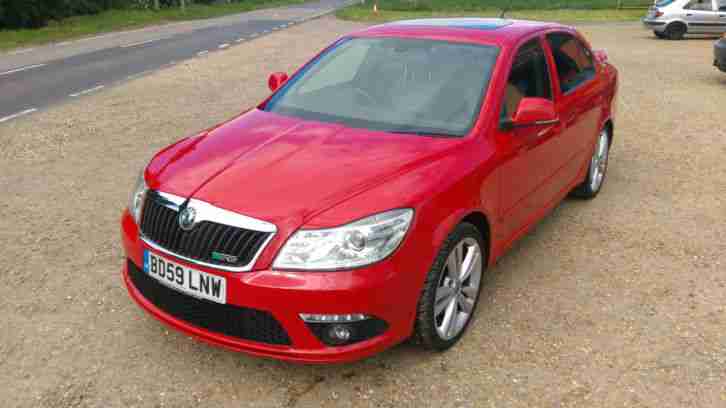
414 223 485 350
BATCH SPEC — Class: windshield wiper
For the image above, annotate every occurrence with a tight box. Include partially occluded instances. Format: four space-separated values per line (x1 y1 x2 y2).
384 128 460 138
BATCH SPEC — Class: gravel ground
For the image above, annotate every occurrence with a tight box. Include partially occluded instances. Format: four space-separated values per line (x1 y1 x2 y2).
1 17 725 408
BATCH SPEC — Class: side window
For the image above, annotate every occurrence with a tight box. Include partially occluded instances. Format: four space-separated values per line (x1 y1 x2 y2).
684 0 715 11
546 33 596 94
718 0 726 11
502 39 552 120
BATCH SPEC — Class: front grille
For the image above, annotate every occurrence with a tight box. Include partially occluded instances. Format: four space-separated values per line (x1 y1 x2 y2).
127 260 291 346
139 192 271 268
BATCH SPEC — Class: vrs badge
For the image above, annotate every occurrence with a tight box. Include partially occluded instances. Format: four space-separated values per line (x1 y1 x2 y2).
211 251 240 264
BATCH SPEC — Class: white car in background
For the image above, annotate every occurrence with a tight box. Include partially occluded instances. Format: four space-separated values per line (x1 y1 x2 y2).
643 0 726 39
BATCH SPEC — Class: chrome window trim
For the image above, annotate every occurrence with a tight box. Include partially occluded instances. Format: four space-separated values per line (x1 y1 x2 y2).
140 190 277 272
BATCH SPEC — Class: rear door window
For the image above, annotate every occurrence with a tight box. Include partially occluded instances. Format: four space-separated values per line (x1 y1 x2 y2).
546 32 596 94
684 0 715 11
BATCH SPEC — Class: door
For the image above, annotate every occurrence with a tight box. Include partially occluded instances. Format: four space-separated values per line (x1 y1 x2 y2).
717 0 726 31
545 32 602 194
683 0 719 34
497 37 560 238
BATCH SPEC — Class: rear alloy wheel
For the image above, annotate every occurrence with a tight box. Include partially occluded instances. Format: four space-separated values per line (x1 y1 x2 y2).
571 128 610 199
665 23 686 40
414 223 485 350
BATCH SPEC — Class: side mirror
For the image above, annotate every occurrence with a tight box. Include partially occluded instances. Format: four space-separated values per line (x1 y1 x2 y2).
501 97 558 130
268 72 289 92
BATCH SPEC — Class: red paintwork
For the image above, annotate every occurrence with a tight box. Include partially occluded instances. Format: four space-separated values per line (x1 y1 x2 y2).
121 19 618 363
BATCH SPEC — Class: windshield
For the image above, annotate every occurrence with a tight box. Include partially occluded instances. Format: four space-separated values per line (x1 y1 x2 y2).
263 37 500 137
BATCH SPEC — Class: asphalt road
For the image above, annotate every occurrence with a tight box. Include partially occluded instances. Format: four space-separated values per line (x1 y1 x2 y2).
0 0 353 123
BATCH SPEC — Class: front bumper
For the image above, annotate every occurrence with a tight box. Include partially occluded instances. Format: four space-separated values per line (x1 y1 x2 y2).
714 39 726 72
643 18 667 33
120 210 421 363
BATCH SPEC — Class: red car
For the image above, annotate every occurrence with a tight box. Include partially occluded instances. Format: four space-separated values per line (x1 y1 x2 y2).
122 18 618 363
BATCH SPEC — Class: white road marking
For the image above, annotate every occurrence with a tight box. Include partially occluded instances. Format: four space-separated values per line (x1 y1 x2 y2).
262 30 270 33
0 64 46 77
0 108 37 124
75 33 115 43
121 38 163 48
250 33 259 37
126 69 154 81
218 43 230 49
69 85 105 97
197 50 209 56
7 47 36 56
235 38 245 43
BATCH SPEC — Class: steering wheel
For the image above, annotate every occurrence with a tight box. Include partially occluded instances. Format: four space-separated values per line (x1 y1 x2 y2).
353 86 377 106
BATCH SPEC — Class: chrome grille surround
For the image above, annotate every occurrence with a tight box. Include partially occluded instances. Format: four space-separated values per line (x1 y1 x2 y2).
139 190 277 272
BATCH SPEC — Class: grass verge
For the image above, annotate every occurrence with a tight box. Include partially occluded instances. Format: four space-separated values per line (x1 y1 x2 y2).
0 0 307 52
337 3 646 24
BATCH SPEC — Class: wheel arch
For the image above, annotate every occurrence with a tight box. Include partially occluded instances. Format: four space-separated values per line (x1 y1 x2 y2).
431 209 493 267
603 118 614 145
461 211 492 263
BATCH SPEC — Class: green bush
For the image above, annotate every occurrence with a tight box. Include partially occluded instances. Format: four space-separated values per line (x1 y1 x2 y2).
0 0 140 29
369 0 652 11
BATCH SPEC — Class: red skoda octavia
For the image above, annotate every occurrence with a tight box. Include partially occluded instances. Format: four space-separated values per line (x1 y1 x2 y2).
121 18 618 363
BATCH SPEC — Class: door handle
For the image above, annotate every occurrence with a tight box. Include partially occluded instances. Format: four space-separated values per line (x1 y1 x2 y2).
686 13 693 16
537 127 555 138
565 113 577 126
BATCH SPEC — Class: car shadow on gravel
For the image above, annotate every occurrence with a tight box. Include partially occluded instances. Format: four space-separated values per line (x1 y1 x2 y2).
705 73 726 85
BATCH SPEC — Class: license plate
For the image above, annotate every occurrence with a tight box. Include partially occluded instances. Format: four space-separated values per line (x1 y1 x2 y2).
143 250 227 304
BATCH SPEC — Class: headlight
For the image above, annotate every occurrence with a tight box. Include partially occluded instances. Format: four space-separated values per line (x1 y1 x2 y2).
128 170 148 224
273 209 414 270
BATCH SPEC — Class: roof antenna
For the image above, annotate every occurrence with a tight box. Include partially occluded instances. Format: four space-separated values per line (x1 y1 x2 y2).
499 0 513 19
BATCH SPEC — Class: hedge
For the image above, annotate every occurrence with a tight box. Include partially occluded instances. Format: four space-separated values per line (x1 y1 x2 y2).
0 0 220 29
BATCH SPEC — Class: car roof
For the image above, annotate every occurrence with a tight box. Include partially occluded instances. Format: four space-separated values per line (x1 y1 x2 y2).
351 18 566 47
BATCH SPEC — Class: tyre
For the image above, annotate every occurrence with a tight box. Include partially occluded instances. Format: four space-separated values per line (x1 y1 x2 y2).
413 222 486 351
570 128 610 199
654 31 666 39
665 23 686 40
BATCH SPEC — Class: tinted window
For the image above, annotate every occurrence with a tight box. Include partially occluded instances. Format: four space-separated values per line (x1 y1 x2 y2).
502 38 552 120
264 37 500 137
685 0 714 10
718 0 726 11
546 33 595 94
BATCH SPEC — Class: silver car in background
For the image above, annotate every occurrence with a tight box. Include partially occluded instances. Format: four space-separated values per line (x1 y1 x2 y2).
643 0 726 39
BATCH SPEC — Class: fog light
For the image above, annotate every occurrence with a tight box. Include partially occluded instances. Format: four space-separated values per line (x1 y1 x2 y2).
328 324 352 345
301 314 389 347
